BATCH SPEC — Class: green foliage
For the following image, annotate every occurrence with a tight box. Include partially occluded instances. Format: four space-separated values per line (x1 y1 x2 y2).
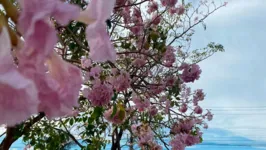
190 42 225 63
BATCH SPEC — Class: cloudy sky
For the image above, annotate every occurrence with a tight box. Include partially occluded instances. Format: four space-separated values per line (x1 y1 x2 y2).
189 0 266 145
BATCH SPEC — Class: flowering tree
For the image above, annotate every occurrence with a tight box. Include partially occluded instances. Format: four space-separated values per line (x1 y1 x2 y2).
0 0 226 149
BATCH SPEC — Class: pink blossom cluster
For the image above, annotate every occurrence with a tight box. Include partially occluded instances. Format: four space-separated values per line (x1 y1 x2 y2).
162 46 176 67
147 1 159 14
132 96 150 112
131 124 162 150
109 69 131 92
161 0 178 7
0 0 119 126
85 80 113 107
169 133 202 150
104 106 127 124
179 63 202 83
169 119 202 149
0 0 85 125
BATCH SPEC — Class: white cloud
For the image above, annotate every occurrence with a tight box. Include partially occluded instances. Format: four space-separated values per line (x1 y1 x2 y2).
205 0 266 25
188 0 266 142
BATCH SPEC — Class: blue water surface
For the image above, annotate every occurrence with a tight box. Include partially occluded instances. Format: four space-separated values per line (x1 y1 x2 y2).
1 128 266 149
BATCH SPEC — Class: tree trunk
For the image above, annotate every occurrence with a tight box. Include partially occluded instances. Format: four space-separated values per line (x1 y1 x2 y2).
0 113 45 150
0 127 16 150
129 135 134 150
111 128 123 150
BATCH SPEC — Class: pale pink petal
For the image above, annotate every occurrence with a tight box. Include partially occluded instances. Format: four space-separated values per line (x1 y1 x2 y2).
18 0 79 61
80 0 117 62
45 52 82 118
80 0 116 23
86 23 116 62
53 1 80 25
0 28 39 126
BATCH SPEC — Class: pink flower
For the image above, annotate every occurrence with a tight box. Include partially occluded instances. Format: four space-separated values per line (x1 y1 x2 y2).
162 46 176 67
131 124 138 133
171 119 195 134
18 47 81 118
170 133 201 149
147 1 158 14
149 83 165 95
115 0 127 6
165 100 171 113
132 8 142 20
165 75 177 86
109 70 131 92
80 0 117 62
132 96 150 111
179 63 202 83
224 2 228 6
169 134 186 150
151 144 163 150
194 106 203 114
121 8 131 24
179 104 188 113
132 58 146 68
86 23 116 62
42 52 82 118
203 123 208 129
87 80 113 106
148 105 158 116
24 144 31 150
81 57 92 68
18 0 79 61
193 89 205 105
82 88 89 98
0 28 39 125
194 16 199 23
130 26 143 35
183 134 201 146
169 7 178 15
89 66 102 78
104 106 126 124
152 14 161 25
177 5 185 15
138 132 154 146
67 110 79 117
161 0 178 7
205 110 213 121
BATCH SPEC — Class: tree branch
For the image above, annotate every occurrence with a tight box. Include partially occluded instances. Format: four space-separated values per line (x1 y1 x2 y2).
168 4 224 46
0 112 45 150
59 120 84 149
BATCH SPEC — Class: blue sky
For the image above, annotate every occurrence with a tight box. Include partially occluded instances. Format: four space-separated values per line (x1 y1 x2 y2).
189 0 266 146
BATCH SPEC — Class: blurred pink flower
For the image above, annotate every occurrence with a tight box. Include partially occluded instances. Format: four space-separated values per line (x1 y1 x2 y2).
104 106 126 124
87 80 113 106
0 28 39 125
194 106 203 114
109 70 131 92
80 0 117 62
179 63 201 83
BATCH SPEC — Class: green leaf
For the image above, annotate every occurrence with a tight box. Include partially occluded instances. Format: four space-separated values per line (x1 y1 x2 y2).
150 32 159 42
111 103 117 118
91 107 103 119
200 137 203 143
118 110 126 121
69 118 74 126
111 92 118 101
83 117 87 122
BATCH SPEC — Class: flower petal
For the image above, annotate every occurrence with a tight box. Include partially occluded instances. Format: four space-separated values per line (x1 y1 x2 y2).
86 23 116 62
0 27 39 126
